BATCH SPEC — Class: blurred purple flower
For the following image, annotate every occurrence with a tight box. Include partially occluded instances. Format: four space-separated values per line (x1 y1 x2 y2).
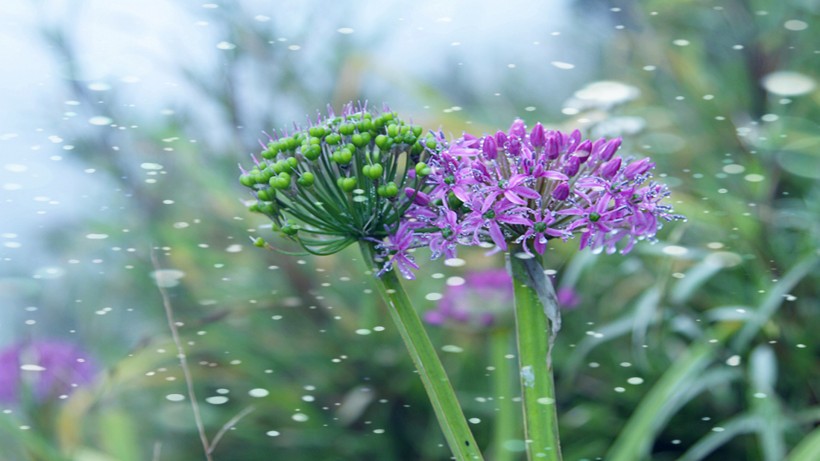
0 340 97 404
424 269 514 331
557 287 581 310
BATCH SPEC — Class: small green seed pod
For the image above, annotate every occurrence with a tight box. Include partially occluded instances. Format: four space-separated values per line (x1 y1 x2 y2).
297 172 315 187
256 188 271 201
239 174 255 187
325 133 341 145
338 177 357 192
351 133 366 148
281 223 299 236
337 149 353 165
415 162 431 176
303 145 321 161
385 181 398 196
339 123 355 135
358 119 373 132
364 163 383 179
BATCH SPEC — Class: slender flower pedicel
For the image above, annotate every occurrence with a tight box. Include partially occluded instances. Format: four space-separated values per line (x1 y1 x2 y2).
240 103 484 461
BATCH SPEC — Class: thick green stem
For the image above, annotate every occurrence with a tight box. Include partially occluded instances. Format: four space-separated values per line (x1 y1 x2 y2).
359 242 484 461
507 248 563 461
490 328 519 461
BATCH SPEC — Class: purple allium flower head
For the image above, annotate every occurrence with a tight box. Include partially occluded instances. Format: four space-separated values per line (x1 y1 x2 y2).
423 269 514 330
0 340 97 404
389 119 684 273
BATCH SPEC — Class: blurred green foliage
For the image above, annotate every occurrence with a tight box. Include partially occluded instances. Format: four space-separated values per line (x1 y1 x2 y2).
1 1 817 460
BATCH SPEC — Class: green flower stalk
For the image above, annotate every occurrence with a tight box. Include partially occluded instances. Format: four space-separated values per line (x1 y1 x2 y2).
240 103 483 461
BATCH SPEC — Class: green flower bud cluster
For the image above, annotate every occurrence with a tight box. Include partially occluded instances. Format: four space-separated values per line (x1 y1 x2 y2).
239 103 435 255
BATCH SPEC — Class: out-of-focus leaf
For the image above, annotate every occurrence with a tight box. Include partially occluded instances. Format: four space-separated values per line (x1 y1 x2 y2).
631 286 662 369
605 324 735 461
732 255 819 350
786 426 820 461
749 345 786 461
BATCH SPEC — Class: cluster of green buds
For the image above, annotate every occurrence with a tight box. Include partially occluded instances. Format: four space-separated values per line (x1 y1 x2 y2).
240 103 434 255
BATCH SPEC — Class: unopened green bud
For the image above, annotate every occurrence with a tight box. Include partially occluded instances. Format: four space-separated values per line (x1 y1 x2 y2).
248 202 261 213
412 125 423 137
259 203 275 215
285 136 300 151
339 123 355 135
281 224 299 236
309 126 325 138
333 149 353 165
403 133 417 144
358 119 373 132
272 160 285 174
387 124 399 138
256 188 271 201
253 237 266 247
297 172 315 187
375 134 389 149
286 157 298 170
270 172 291 189
415 162 431 176
411 142 423 155
377 181 398 197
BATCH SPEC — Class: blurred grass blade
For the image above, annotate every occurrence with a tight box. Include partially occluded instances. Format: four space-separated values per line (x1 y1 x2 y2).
679 414 759 461
786 426 820 461
732 255 819 350
0 414 72 461
605 325 734 461
563 315 635 386
631 286 662 369
671 257 725 304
